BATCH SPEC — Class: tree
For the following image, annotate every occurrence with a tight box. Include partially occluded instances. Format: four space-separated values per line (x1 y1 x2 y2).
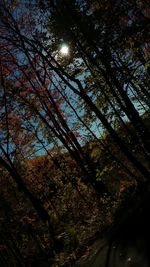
0 0 150 187
35 0 150 179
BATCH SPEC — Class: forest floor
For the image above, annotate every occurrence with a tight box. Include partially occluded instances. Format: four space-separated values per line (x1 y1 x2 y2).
75 235 150 267
74 189 150 267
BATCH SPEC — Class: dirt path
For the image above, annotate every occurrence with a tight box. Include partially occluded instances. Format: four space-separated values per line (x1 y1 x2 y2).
75 193 150 267
75 234 150 267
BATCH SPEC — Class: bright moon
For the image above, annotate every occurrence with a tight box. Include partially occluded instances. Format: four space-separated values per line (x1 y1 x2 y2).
60 44 69 55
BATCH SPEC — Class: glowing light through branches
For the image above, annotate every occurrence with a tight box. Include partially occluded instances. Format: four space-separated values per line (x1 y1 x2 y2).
60 44 69 55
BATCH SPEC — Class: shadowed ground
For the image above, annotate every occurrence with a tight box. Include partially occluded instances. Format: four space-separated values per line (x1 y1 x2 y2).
75 190 150 267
